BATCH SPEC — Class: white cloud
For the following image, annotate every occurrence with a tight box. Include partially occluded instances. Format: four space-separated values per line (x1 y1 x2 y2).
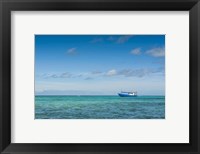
146 47 165 57
106 69 117 76
41 67 164 80
104 68 164 78
67 47 77 55
117 35 133 44
42 72 72 79
118 68 164 78
130 48 141 55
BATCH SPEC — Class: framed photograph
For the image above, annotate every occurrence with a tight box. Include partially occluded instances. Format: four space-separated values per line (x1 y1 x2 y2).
0 0 199 154
35 34 165 120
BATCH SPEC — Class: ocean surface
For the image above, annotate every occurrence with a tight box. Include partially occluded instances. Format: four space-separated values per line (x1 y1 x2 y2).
35 95 165 119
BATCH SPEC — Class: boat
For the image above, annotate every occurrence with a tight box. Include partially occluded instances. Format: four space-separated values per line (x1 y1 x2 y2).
118 91 137 97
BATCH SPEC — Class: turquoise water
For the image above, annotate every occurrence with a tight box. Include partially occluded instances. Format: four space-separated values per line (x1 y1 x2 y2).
35 96 165 119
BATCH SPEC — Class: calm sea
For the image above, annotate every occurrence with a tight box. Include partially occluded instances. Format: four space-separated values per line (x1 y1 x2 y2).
35 95 165 119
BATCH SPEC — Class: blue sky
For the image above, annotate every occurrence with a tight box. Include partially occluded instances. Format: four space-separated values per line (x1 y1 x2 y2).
35 35 165 95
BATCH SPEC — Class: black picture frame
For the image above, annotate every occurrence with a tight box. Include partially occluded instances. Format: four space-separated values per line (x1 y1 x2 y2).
0 0 199 153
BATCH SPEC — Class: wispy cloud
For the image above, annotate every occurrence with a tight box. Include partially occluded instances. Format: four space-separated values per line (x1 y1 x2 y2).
146 47 165 57
76 74 83 77
91 71 102 74
43 72 73 79
90 37 103 43
41 67 164 80
105 69 117 76
105 68 164 78
60 72 73 78
118 68 163 78
84 77 93 80
42 72 92 79
67 48 77 55
116 35 133 44
90 35 133 44
130 48 141 55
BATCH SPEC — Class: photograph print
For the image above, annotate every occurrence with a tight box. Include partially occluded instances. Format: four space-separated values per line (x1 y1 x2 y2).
35 35 165 119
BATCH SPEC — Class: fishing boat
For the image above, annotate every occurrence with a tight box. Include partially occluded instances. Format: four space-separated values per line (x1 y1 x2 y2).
118 91 137 97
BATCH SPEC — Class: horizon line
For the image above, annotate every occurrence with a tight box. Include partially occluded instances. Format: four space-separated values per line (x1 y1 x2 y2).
35 94 165 96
